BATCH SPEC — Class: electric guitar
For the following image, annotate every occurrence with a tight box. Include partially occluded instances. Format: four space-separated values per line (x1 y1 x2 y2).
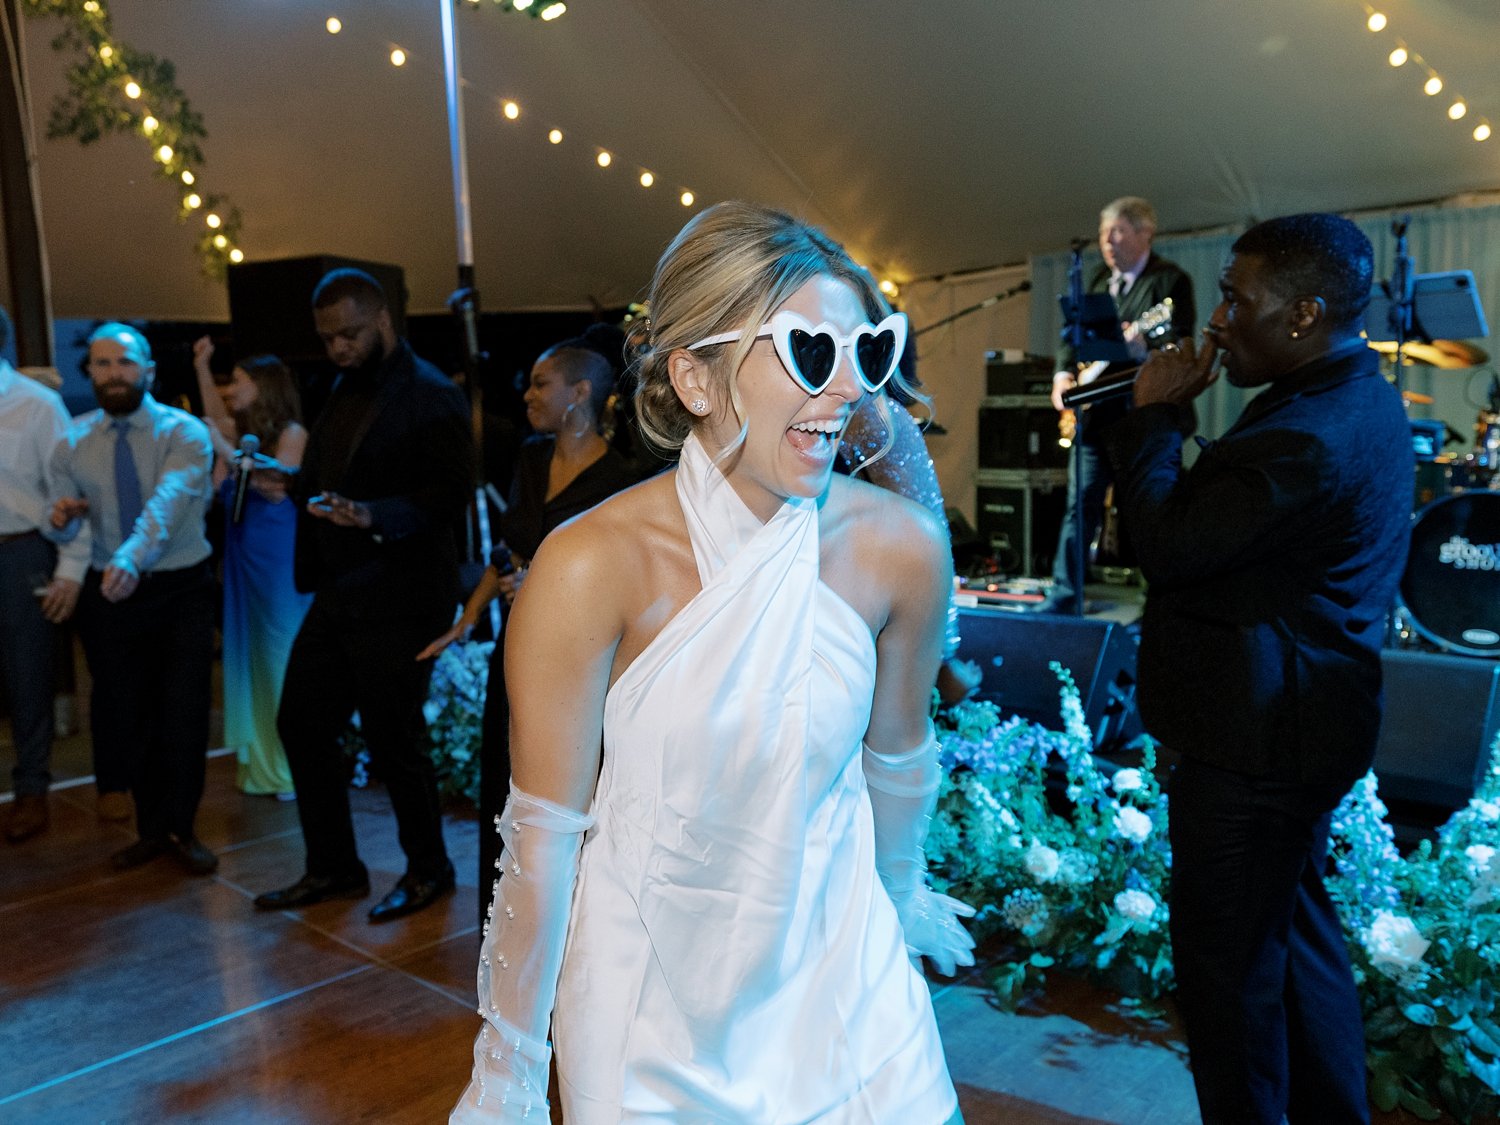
1058 298 1177 445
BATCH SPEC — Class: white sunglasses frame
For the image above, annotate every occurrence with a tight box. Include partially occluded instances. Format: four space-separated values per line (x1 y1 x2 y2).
687 310 908 395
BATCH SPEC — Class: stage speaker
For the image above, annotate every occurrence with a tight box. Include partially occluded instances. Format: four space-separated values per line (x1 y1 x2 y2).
227 255 408 364
978 395 1070 470
975 469 1067 577
955 607 1140 750
984 351 1055 397
1374 649 1500 808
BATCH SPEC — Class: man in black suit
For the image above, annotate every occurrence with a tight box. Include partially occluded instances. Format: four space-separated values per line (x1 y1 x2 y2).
1045 196 1195 613
1108 214 1410 1124
256 269 474 922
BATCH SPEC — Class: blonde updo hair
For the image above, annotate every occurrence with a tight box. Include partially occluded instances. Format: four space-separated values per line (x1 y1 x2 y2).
629 201 913 456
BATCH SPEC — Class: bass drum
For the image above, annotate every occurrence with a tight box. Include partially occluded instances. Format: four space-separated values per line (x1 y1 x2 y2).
1400 491 1500 657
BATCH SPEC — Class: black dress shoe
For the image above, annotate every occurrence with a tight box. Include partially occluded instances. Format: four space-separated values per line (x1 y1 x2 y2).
254 869 370 910
368 864 455 924
171 835 219 876
111 836 169 871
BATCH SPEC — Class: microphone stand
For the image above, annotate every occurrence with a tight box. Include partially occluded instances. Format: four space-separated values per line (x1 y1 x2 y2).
1388 215 1415 399
1065 243 1087 619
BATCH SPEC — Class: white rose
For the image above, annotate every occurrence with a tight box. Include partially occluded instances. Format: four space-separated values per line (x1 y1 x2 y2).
1367 911 1430 972
1113 805 1153 844
1467 844 1496 872
1112 768 1144 794
1113 889 1156 922
1469 799 1500 822
1025 841 1061 882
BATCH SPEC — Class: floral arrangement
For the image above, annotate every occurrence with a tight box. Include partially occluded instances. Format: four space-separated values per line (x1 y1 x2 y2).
927 666 1500 1123
925 664 1175 1015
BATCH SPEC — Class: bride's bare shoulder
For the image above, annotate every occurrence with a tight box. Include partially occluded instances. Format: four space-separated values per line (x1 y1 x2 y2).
532 471 685 589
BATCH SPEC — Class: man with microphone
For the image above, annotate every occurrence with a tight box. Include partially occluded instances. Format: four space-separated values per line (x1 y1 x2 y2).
49 322 218 875
1106 214 1410 1123
1044 196 1195 614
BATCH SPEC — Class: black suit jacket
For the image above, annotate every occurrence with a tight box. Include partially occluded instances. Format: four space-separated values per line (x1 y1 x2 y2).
1060 253 1196 439
1106 343 1412 787
293 340 475 619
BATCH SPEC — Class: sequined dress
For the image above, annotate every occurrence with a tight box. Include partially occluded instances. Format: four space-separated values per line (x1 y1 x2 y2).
551 433 957 1121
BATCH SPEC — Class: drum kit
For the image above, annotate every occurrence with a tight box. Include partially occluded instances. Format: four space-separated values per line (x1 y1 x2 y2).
1375 338 1500 657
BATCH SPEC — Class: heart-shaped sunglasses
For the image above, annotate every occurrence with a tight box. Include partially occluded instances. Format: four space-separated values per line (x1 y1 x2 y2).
687 310 908 395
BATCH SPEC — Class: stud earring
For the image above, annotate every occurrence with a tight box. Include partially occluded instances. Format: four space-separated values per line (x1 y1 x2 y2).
1290 331 1301 339
690 398 708 415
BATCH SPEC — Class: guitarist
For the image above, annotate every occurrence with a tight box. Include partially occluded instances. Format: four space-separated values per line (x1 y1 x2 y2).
1042 196 1195 614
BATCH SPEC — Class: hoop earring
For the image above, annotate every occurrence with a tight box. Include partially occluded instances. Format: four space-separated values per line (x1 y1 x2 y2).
563 401 590 438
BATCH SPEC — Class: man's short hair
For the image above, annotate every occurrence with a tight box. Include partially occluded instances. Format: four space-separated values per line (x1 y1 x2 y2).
1232 213 1374 330
311 268 387 313
0 304 11 354
88 321 153 363
1101 196 1157 233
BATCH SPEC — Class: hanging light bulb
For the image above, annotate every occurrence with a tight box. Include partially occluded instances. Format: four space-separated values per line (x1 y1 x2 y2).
680 190 695 207
1474 123 1491 141
180 170 195 185
326 16 342 34
206 213 222 229
213 234 229 250
142 115 159 134
597 151 612 168
502 100 520 120
390 47 407 67
124 80 142 98
185 193 202 209
1424 75 1443 96
1449 99 1468 120
98 44 113 61
229 248 245 264
155 144 173 163
639 171 654 187
540 3 567 19
1388 46 1408 67
879 279 899 298
1366 11 1387 32
548 128 563 144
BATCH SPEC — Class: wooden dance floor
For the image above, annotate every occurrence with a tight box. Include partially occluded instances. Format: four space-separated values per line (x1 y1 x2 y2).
2 752 1216 1123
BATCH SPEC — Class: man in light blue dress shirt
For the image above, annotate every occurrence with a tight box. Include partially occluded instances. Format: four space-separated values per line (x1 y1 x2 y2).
49 322 219 875
0 305 89 842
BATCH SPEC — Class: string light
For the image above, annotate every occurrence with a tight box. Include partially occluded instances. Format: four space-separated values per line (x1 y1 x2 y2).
155 144 173 163
1366 10 1386 31
326 16 341 34
389 47 407 66
596 151 612 168
141 115 158 134
1387 46 1408 67
639 171 654 188
1424 75 1443 96
1449 100 1468 120
98 44 113 61
185 193 201 209
205 212 222 229
879 279 899 298
1357 4 1491 146
180 170 195 185
212 234 228 250
229 249 245 264
124 80 141 98
680 191 695 207
1476 123 1493 142
540 3 566 19
548 128 563 144
502 100 520 120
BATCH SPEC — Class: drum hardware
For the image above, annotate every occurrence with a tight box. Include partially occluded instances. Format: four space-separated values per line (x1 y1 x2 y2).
1370 338 1489 368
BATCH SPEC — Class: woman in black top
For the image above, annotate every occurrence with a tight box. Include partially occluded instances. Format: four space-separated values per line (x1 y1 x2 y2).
419 327 639 924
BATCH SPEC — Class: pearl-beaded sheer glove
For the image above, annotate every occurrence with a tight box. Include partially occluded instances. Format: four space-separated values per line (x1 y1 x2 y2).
863 723 976 977
450 785 594 1123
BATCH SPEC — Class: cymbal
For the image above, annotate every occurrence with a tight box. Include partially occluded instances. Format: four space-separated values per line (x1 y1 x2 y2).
1402 389 1435 405
1369 338 1488 368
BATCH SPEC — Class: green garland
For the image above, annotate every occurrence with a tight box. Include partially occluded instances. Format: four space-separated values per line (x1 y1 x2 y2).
22 0 244 278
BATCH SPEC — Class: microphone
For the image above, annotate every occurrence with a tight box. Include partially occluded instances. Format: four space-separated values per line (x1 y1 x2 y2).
231 434 260 525
1059 366 1142 409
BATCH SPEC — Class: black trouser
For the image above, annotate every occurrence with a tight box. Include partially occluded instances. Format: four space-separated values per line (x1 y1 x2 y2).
1050 435 1111 608
277 595 451 881
1168 757 1370 1125
0 533 57 796
76 560 215 839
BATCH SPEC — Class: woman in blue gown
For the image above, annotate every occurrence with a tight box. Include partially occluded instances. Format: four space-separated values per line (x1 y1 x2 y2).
194 338 311 797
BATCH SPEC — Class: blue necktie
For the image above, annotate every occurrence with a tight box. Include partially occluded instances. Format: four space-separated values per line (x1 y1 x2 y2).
113 419 143 542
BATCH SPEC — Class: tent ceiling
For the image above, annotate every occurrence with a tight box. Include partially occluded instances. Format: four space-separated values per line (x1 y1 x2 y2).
15 0 1500 321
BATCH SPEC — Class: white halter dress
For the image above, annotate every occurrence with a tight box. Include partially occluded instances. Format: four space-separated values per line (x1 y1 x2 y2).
552 433 956 1122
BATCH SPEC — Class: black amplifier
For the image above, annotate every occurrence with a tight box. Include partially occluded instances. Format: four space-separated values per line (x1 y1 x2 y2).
984 351 1055 397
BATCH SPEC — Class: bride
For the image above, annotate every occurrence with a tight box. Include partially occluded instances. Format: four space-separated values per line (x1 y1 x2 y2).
452 201 974 1123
